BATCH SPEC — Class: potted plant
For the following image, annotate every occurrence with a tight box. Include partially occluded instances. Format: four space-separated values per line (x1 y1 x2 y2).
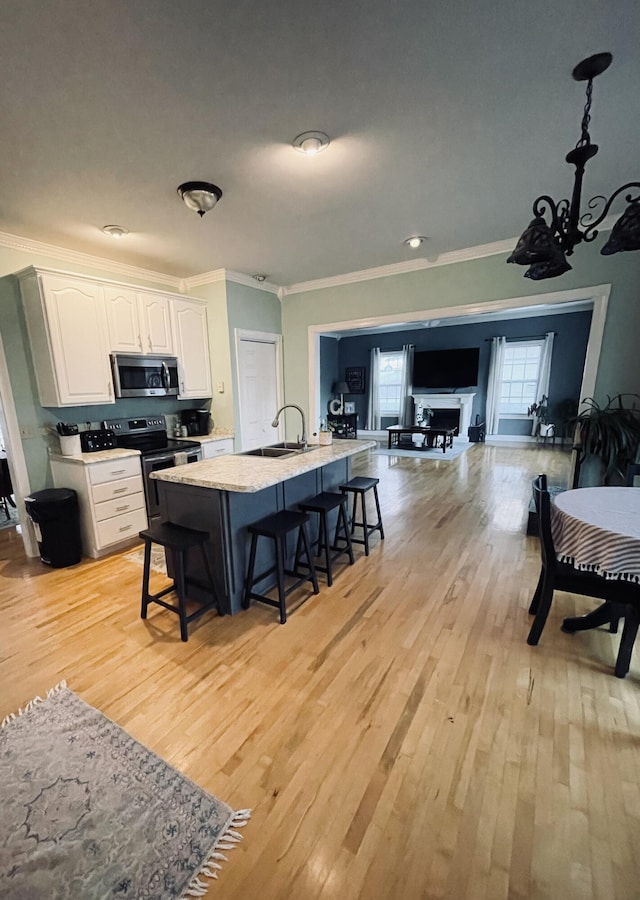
527 395 553 438
571 393 640 485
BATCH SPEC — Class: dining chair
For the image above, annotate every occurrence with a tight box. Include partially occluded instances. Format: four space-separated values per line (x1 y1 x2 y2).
527 474 640 676
626 463 640 486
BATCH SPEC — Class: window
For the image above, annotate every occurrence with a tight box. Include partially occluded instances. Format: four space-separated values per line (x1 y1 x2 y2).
498 341 543 415
378 350 405 417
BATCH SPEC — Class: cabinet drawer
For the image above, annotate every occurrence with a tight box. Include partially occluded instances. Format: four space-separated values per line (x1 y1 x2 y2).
92 475 142 503
89 456 141 485
203 439 234 458
94 491 145 522
96 507 148 547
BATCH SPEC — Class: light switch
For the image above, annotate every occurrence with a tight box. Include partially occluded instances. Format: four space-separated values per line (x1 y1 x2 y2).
217 381 224 393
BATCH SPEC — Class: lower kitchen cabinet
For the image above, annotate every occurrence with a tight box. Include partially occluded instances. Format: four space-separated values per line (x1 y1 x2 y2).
51 454 148 558
200 438 234 459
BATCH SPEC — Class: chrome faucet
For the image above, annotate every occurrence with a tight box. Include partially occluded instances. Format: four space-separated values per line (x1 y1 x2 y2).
272 404 307 448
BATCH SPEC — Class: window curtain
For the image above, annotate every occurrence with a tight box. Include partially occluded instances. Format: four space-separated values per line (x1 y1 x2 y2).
366 346 381 430
398 344 415 426
531 331 555 436
485 336 506 435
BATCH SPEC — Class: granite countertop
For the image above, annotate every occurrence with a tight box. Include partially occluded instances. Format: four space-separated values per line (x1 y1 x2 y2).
150 439 376 493
186 428 234 444
49 448 141 465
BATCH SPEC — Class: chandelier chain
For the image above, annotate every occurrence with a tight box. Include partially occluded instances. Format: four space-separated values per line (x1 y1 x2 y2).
577 78 593 148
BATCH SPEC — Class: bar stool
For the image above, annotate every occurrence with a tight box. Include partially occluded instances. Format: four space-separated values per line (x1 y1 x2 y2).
139 522 220 641
295 492 354 586
339 476 384 556
242 510 319 624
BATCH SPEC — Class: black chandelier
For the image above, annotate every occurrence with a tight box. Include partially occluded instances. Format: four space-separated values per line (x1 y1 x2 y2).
507 52 640 280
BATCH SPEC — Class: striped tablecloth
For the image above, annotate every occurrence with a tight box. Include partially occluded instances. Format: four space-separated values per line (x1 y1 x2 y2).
551 487 640 583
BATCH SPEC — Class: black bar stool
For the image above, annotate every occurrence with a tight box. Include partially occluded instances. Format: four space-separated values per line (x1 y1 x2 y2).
339 476 384 556
139 522 221 641
295 492 354 585
242 510 319 624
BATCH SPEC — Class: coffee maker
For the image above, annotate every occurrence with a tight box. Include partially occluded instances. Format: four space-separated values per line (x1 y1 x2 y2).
179 408 212 436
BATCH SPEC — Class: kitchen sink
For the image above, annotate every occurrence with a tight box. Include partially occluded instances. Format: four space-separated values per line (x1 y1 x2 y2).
239 443 319 458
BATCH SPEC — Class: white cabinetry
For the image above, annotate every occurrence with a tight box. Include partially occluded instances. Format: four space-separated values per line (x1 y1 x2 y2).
172 297 212 398
18 266 213 407
105 287 174 355
201 439 234 459
51 454 147 558
19 270 114 407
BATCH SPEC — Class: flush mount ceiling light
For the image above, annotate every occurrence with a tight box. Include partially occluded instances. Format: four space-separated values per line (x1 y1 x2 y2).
292 131 330 155
102 225 128 239
177 181 223 217
508 52 640 281
404 236 427 249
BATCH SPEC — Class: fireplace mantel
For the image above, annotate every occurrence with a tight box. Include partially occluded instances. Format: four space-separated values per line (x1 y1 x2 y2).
413 393 476 436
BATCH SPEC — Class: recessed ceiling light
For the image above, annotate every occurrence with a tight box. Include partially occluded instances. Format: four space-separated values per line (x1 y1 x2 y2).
252 274 269 283
292 131 330 155
102 225 129 239
404 236 427 249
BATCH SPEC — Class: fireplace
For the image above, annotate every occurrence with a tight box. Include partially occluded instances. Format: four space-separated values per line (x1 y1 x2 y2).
414 393 476 436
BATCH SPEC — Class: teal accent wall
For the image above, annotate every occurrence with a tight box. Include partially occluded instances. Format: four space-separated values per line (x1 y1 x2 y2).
282 237 640 422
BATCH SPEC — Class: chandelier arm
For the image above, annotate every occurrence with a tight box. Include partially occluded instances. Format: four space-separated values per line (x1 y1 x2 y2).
581 182 640 240
532 195 562 236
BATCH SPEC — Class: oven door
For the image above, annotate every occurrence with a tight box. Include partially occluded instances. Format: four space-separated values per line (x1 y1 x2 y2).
142 449 202 519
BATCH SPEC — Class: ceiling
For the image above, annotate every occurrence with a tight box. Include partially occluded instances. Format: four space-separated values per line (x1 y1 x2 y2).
1 1 638 288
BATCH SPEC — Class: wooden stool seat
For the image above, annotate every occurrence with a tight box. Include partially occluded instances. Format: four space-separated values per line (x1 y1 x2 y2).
139 522 220 641
339 476 384 556
243 509 319 623
296 492 354 586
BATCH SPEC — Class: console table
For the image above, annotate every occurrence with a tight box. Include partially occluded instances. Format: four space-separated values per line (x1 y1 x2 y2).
387 425 457 453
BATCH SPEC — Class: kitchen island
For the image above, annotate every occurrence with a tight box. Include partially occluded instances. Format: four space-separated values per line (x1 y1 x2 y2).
151 439 376 614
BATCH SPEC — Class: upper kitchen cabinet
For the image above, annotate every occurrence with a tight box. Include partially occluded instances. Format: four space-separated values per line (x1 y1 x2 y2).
105 287 174 355
172 296 212 398
18 269 114 407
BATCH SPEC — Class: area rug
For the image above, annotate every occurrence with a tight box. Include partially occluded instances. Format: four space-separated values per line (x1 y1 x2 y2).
0 504 20 532
124 545 167 574
0 682 250 898
374 439 473 461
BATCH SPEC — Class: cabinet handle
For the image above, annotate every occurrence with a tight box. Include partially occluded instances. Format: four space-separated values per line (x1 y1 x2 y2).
148 335 152 352
111 468 126 475
115 505 129 512
137 334 142 351
112 487 128 494
118 524 133 532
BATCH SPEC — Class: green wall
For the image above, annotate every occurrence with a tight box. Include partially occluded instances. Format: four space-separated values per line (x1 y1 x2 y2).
281 237 640 418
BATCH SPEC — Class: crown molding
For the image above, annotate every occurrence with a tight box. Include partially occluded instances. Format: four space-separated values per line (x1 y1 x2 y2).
0 230 182 288
282 239 515 295
183 267 280 294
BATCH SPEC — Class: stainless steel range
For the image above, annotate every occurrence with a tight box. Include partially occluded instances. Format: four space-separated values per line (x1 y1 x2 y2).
103 415 202 519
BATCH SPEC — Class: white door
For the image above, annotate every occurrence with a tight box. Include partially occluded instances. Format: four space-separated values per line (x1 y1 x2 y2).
237 337 280 450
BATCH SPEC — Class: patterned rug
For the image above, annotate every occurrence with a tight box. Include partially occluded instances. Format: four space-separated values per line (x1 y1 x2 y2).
124 545 167 574
374 439 473 461
0 683 249 898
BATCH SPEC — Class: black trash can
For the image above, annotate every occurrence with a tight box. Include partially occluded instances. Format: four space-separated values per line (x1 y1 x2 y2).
25 488 82 568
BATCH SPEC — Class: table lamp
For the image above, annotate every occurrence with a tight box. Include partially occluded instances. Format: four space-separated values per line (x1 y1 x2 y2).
332 381 351 415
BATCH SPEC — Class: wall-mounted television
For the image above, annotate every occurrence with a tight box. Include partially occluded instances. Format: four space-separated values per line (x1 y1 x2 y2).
412 347 480 390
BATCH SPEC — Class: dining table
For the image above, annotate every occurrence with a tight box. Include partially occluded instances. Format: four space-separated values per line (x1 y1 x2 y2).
551 486 640 636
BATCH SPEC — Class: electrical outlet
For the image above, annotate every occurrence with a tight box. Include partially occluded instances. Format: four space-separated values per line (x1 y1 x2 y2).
20 425 36 439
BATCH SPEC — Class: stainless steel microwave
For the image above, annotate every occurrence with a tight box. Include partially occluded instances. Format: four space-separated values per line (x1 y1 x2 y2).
110 353 179 398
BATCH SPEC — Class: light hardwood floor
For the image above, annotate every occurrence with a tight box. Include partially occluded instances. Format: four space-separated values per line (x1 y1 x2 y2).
2 442 640 899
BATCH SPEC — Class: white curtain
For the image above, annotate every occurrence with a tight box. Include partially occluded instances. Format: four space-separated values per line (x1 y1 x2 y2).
367 346 381 430
398 344 415 426
531 331 555 436
485 336 506 435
